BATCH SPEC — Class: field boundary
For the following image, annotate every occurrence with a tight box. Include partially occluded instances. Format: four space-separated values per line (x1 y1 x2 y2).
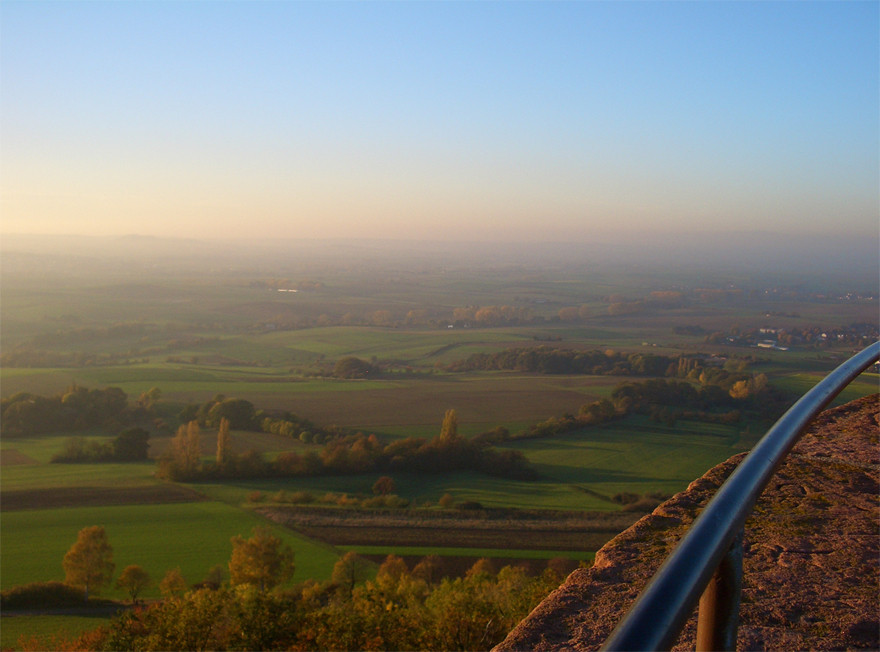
259 506 641 552
0 450 39 466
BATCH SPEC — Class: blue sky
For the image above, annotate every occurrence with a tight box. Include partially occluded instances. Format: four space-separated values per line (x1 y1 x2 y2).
1 1 877 242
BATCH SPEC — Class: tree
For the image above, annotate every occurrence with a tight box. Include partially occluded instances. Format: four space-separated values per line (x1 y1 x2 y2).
159 567 187 598
62 526 114 600
465 557 495 580
333 356 376 379
331 551 371 593
116 565 151 603
439 409 459 441
229 527 294 592
203 564 227 588
372 475 395 496
138 387 162 410
206 398 256 429
113 427 150 461
216 417 230 465
729 379 751 399
376 554 409 586
166 420 202 479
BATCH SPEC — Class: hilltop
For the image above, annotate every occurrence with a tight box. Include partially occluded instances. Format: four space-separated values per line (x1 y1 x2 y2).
496 393 879 651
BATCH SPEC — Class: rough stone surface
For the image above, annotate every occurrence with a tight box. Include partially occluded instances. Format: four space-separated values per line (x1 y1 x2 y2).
494 394 879 651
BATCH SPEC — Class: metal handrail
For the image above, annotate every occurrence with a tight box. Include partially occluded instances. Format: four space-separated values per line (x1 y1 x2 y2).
601 342 880 651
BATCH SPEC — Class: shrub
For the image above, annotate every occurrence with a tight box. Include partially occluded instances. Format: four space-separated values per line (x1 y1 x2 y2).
611 492 640 505
1 582 85 610
362 494 409 509
333 357 376 379
289 491 315 504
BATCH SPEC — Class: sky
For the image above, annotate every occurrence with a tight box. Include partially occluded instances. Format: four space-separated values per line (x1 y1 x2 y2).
1 1 878 243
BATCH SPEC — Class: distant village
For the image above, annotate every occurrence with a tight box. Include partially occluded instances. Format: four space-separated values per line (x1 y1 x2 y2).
712 323 878 352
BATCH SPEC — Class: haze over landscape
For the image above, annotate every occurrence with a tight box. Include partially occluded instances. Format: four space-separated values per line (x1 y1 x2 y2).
2 4 879 649
2 1 877 249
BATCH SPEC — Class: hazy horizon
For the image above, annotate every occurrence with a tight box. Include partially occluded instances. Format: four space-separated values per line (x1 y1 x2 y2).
2 1 878 243
2 230 878 286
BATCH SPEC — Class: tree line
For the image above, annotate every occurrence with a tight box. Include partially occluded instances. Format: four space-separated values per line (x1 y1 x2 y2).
475 366 783 445
51 428 150 463
446 347 703 376
158 410 538 483
94 557 559 652
1 385 135 437
8 525 573 652
3 386 537 484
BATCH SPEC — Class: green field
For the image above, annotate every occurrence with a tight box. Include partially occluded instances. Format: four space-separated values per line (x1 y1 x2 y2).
131 413 751 513
0 502 340 598
772 372 879 406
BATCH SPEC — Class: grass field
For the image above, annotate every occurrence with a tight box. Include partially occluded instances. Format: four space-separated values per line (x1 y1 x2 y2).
153 413 752 513
772 371 878 405
1 460 158 492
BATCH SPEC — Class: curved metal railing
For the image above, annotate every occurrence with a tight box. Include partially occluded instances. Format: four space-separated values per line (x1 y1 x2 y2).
601 342 880 651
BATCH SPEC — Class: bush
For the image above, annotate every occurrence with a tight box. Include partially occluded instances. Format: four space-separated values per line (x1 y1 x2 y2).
611 492 641 505
1 582 85 610
333 356 376 379
362 494 409 509
289 490 315 504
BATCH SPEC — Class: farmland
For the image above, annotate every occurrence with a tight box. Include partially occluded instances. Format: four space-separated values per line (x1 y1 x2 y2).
1 236 877 647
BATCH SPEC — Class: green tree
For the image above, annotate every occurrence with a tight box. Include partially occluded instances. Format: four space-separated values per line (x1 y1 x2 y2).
113 427 150 461
229 527 294 592
206 398 256 429
62 526 114 600
116 564 151 603
333 356 376 379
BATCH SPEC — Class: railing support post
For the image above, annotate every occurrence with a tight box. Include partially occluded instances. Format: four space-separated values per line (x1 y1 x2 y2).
696 529 743 651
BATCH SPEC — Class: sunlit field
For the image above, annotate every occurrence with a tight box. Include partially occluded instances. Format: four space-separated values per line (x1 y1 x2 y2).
0 502 340 597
